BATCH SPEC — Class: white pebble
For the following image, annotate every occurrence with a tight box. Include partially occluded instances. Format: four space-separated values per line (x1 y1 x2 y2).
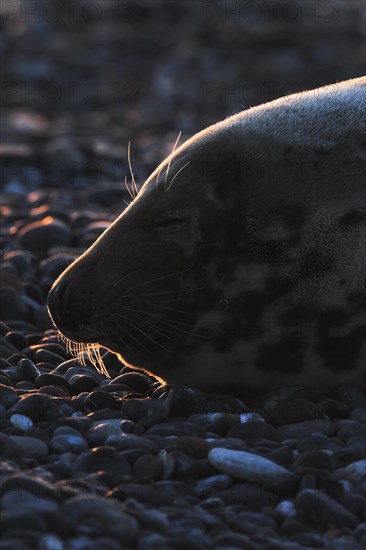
344 459 366 483
10 414 33 431
38 535 64 550
239 412 265 423
208 448 291 484
276 500 296 517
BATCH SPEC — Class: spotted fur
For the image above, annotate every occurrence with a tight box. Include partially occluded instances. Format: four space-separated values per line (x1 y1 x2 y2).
48 77 366 393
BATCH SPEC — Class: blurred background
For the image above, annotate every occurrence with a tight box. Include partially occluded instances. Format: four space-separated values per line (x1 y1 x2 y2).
0 0 365 325
1 0 365 191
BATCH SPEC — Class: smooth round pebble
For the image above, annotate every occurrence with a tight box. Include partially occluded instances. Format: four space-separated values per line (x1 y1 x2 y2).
208 447 292 485
10 414 33 431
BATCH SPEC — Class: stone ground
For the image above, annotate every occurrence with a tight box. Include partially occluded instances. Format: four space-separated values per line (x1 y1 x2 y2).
0 1 365 549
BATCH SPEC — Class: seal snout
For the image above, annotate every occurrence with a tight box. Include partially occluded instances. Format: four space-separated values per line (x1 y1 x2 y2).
47 275 80 336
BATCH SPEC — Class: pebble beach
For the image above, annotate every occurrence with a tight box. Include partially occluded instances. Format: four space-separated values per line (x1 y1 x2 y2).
1 1 365 549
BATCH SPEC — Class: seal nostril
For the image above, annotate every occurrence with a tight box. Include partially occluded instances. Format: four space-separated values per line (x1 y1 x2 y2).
47 277 73 326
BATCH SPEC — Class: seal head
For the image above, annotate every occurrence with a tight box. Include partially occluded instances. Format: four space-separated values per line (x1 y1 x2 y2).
48 77 366 392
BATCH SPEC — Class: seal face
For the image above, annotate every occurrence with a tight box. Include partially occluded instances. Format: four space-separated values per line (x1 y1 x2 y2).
47 77 366 393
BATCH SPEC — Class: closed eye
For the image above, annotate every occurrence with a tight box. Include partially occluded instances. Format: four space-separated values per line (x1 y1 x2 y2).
153 216 189 234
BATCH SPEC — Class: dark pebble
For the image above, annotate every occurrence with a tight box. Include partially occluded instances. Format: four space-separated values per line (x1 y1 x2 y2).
62 495 138 543
15 381 35 391
50 433 88 453
0 321 10 335
295 488 358 529
212 481 279 509
166 386 209 417
0 357 11 369
318 397 350 418
205 393 248 414
0 288 31 323
265 444 294 466
26 342 67 361
172 451 214 480
26 426 50 442
0 433 20 458
8 393 58 421
7 352 27 365
109 483 173 507
73 446 131 476
9 435 48 459
105 434 159 453
4 331 27 350
228 421 278 443
120 448 149 465
291 532 328 547
293 450 336 476
331 384 366 409
0 510 47 534
132 454 164 482
0 474 58 501
147 420 205 438
60 362 100 378
0 385 19 409
0 374 12 387
337 419 366 441
34 349 65 366
23 282 45 304
17 218 71 251
121 398 170 427
349 408 366 425
83 390 118 410
70 374 99 394
297 433 344 454
0 337 19 356
155 480 198 504
277 420 336 441
40 255 76 279
165 436 210 459
35 373 71 392
49 416 92 433
24 333 42 346
280 517 315 537
112 372 151 394
204 413 240 436
86 408 126 421
260 398 327 427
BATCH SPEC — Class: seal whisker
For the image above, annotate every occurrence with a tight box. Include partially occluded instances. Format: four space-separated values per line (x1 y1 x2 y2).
110 313 153 354
124 175 135 202
132 291 190 302
115 309 202 339
127 140 139 199
114 305 197 329
146 301 203 317
164 130 182 186
57 332 110 377
122 311 174 339
122 315 171 353
113 268 143 288
166 160 190 192
108 318 136 354
127 305 198 328
157 316 214 339
124 263 194 292
135 279 221 297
